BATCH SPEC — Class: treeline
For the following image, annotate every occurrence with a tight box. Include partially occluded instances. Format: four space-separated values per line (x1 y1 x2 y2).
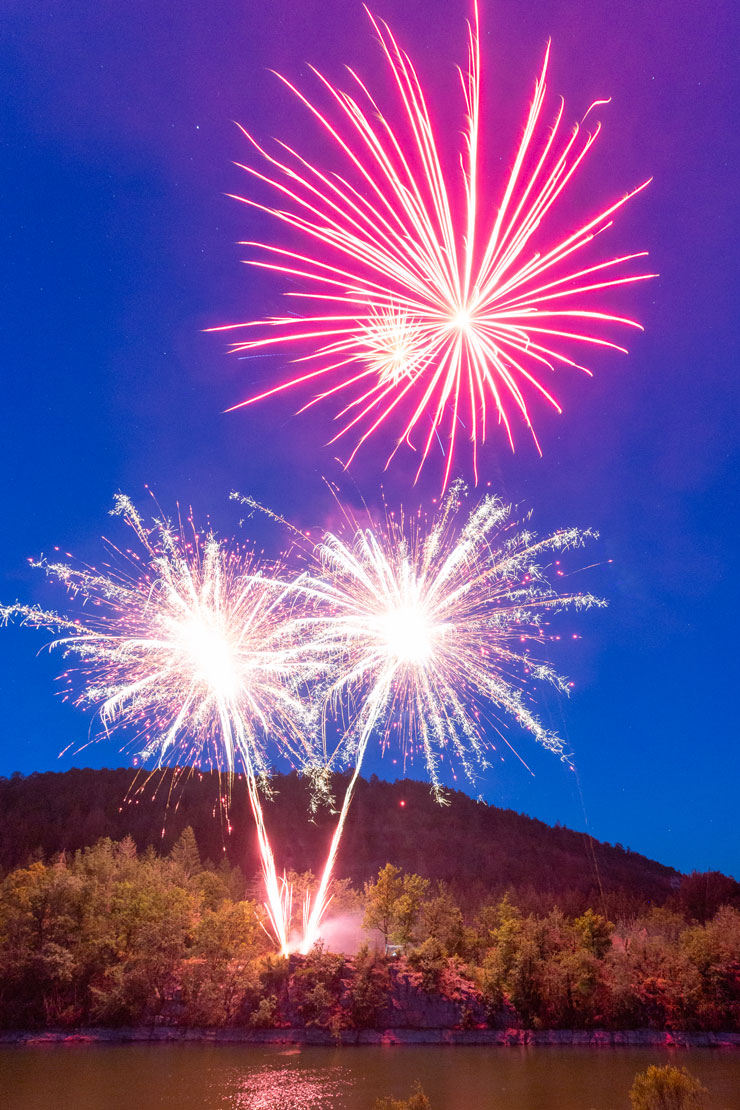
1 834 739 1033
0 767 706 919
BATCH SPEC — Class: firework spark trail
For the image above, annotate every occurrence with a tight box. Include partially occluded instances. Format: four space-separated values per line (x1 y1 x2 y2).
297 482 604 949
214 3 654 488
0 494 318 955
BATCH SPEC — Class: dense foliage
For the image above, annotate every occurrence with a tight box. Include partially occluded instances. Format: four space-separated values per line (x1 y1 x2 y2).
1 833 739 1033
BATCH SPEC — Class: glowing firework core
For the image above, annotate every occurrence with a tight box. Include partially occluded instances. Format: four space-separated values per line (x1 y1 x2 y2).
175 606 240 701
451 308 473 333
378 600 437 668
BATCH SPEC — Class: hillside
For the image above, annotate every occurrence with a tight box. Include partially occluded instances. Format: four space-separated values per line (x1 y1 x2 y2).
0 767 685 914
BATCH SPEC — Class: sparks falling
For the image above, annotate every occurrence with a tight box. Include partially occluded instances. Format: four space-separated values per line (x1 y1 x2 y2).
215 4 654 488
298 482 604 948
0 494 317 954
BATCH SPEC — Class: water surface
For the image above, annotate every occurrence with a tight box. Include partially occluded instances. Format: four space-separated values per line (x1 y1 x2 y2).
2 1044 738 1109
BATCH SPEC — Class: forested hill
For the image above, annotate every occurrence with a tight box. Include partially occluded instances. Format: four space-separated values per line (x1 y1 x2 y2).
0 767 699 915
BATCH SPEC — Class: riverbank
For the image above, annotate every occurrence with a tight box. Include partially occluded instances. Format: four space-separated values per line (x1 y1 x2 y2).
3 1026 740 1048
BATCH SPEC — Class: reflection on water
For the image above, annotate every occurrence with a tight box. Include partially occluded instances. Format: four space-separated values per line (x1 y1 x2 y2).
2 1043 739 1110
228 1062 353 1109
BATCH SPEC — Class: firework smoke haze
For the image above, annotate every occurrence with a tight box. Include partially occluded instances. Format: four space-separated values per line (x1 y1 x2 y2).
299 482 604 947
0 494 319 953
216 4 654 488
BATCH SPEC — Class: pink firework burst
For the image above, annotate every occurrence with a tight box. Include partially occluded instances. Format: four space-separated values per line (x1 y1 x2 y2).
216 4 654 487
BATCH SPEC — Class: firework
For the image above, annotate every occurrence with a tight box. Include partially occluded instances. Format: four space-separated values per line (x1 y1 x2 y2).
1 494 318 954
215 4 653 488
297 482 603 948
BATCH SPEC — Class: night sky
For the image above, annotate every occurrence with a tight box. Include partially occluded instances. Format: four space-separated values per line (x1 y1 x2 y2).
2 0 739 878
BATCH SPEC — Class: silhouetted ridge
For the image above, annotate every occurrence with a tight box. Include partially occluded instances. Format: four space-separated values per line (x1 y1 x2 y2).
0 767 683 914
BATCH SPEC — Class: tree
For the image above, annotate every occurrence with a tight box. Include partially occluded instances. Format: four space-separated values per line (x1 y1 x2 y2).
291 941 345 1029
0 859 85 1025
629 1065 707 1110
181 899 267 1025
169 827 202 881
363 864 404 946
419 886 464 955
680 905 740 1028
480 896 526 1012
363 864 429 949
347 944 390 1028
373 1082 431 1110
91 869 199 1023
408 937 447 992
573 908 613 958
392 873 430 947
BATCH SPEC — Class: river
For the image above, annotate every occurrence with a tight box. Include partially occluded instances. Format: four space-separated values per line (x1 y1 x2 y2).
1 1044 738 1108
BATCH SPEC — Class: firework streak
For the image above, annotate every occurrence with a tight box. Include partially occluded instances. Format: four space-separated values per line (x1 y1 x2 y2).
0 495 318 954
296 482 603 948
215 3 653 487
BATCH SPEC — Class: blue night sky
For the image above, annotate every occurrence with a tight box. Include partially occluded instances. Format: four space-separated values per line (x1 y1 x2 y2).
1 0 739 877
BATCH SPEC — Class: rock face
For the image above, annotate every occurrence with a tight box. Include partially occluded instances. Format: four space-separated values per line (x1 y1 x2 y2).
376 965 487 1029
252 953 491 1034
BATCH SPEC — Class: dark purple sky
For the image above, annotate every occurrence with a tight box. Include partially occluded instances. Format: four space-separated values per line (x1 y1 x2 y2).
2 0 739 877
